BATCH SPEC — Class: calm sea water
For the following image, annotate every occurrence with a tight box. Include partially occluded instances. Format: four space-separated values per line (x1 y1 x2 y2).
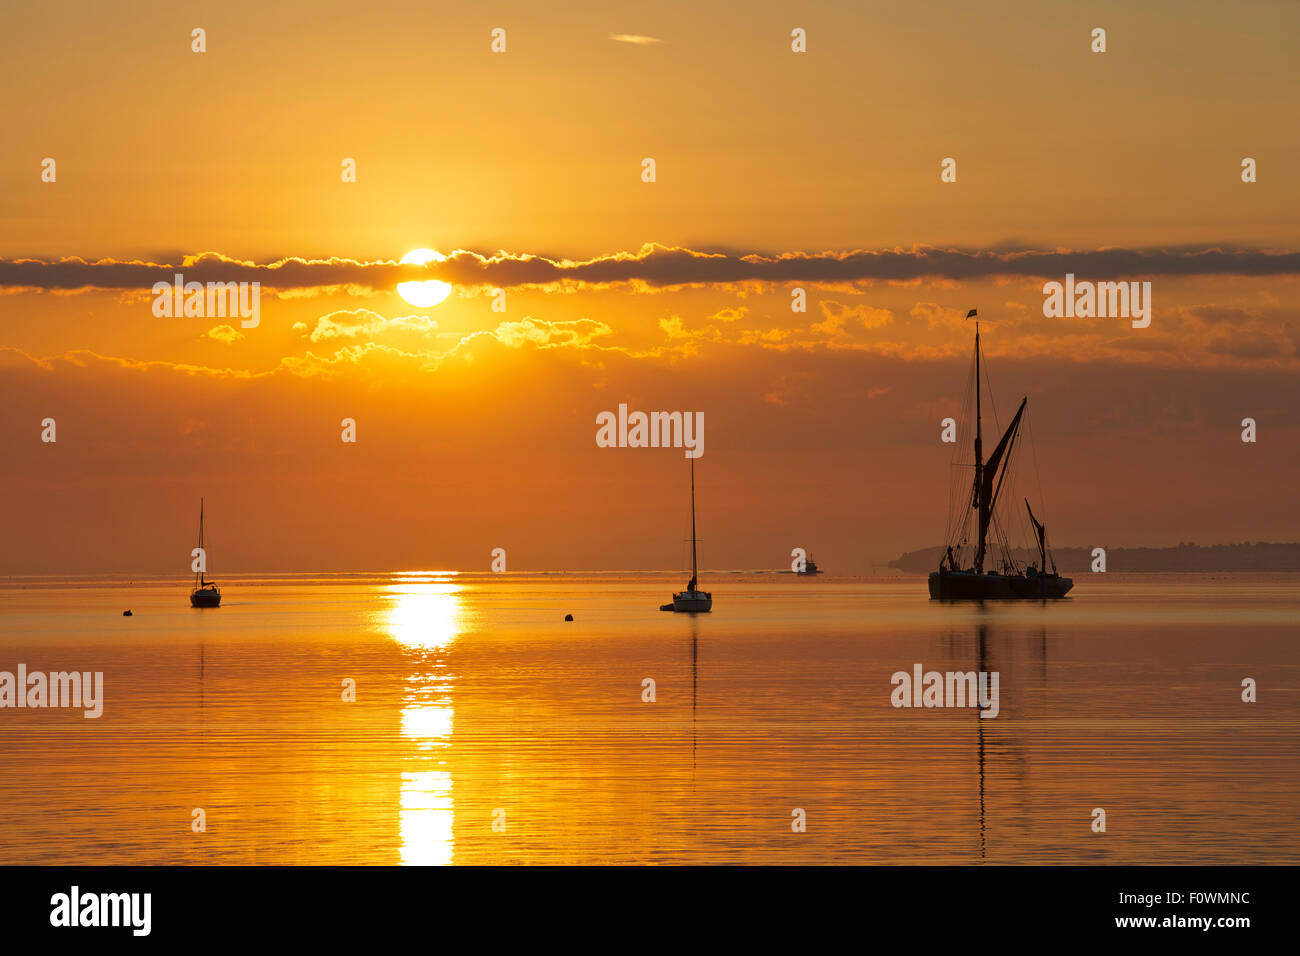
1 572 1296 865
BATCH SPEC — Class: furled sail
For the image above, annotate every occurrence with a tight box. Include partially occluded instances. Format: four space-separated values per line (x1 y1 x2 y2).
1025 498 1047 569
974 397 1027 570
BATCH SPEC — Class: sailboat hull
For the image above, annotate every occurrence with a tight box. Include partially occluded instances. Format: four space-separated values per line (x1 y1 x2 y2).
928 568 1072 600
663 590 712 613
190 587 221 608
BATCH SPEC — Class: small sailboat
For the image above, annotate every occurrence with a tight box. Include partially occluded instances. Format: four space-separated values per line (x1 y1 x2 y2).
661 457 712 613
189 498 222 608
928 314 1073 600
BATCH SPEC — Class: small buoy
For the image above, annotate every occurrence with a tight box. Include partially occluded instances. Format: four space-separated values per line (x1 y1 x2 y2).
122 610 133 616
564 614 573 622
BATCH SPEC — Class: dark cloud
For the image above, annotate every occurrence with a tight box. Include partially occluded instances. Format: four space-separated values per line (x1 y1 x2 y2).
0 253 407 292
2 244 1299 293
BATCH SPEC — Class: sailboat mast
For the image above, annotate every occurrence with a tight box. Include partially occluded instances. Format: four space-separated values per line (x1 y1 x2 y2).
198 498 206 587
973 325 986 573
689 457 698 590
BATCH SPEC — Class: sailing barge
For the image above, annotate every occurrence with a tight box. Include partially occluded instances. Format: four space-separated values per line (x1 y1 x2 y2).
928 315 1073 600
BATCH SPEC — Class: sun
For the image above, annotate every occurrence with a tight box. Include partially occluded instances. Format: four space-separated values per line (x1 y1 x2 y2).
397 248 452 308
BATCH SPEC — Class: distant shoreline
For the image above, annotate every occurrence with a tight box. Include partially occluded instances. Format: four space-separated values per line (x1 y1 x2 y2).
889 542 1300 573
3 562 1298 586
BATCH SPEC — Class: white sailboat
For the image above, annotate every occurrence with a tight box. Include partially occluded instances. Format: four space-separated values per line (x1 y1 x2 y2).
190 498 222 608
661 457 712 613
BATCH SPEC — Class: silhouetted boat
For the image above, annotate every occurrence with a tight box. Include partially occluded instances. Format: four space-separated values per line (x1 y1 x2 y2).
661 457 712 612
929 314 1073 600
796 557 823 575
190 498 222 608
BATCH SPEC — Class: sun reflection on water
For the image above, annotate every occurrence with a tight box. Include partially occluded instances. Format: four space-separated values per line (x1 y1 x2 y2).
384 574 462 651
399 771 454 866
381 576 461 866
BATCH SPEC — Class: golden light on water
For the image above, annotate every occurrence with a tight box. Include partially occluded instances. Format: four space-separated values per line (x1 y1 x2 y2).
402 704 453 741
383 576 461 650
382 576 461 865
400 771 454 866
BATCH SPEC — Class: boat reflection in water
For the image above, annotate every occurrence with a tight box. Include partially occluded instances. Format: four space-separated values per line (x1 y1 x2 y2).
938 616 1049 863
379 573 462 866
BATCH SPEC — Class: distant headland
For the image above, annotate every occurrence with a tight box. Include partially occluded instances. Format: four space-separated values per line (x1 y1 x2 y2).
888 542 1300 574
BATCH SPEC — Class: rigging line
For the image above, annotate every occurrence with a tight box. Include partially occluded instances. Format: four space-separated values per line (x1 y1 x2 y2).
1027 409 1048 523
944 349 979 550
990 429 1031 570
981 338 1002 437
1007 444 1030 561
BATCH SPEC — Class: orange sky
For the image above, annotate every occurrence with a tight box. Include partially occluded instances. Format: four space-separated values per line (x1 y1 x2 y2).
2 1 1298 573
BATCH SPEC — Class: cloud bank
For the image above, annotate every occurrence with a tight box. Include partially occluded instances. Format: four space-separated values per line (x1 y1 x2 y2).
4 244 1299 294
